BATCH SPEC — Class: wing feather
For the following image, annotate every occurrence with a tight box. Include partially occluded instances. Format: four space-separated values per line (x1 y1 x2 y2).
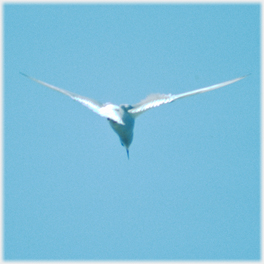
128 75 248 116
20 73 124 124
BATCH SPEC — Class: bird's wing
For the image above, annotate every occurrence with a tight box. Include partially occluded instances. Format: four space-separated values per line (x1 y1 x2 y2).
20 72 124 124
128 75 248 117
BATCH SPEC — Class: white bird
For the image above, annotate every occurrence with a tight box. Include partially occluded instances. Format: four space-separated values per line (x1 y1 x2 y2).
20 72 248 158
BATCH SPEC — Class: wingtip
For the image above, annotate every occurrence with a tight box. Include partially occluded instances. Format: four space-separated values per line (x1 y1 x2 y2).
239 73 251 80
20 72 32 80
244 73 251 78
19 72 27 77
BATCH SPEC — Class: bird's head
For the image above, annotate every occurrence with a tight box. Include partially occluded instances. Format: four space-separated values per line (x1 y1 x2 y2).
120 104 133 111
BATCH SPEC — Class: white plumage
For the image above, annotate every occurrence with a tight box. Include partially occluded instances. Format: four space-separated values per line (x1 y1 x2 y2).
20 72 248 158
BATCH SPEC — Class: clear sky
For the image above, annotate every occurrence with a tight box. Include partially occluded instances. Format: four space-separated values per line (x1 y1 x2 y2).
4 3 260 260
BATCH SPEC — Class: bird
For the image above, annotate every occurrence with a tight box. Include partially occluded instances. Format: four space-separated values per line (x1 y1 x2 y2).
20 72 248 159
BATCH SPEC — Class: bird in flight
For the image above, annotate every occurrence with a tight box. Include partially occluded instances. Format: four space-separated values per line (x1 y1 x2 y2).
20 72 247 159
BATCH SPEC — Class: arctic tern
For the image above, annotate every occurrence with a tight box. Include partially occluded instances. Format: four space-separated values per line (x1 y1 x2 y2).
20 72 247 158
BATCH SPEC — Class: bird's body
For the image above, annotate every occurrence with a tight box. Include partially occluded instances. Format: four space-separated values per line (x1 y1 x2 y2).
107 105 135 158
20 72 248 158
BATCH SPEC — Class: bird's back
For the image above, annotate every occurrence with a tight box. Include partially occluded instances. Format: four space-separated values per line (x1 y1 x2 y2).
108 106 135 149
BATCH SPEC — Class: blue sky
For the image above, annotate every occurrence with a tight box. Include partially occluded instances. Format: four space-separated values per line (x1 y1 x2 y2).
4 3 260 260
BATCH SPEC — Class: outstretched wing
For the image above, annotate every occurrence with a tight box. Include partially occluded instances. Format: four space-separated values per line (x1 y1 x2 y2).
128 75 248 117
20 73 124 124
